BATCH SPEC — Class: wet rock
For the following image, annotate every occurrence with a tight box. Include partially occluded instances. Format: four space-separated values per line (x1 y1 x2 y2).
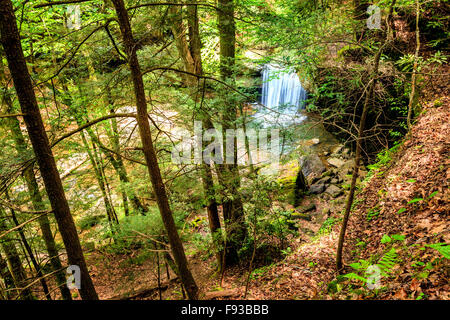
321 170 334 178
327 157 346 168
310 175 321 185
300 153 326 178
294 169 308 207
297 203 316 213
299 227 315 236
331 145 343 155
290 212 312 221
330 177 341 184
309 183 326 194
325 185 343 198
303 138 320 147
317 176 332 185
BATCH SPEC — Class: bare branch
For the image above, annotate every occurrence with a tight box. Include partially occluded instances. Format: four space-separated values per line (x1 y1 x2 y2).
34 0 92 9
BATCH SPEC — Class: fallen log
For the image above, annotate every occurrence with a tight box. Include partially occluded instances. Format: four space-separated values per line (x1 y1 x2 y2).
204 287 244 300
108 277 179 300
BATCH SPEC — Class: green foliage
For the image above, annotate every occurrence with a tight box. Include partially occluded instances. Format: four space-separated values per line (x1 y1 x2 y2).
365 142 402 181
366 206 381 222
425 243 450 259
315 216 338 237
107 209 166 253
77 214 105 231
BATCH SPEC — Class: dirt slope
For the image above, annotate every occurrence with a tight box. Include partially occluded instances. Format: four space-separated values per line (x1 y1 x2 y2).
245 97 449 300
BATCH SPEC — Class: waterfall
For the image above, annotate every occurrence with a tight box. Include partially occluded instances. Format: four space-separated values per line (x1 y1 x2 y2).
261 64 307 109
253 64 307 128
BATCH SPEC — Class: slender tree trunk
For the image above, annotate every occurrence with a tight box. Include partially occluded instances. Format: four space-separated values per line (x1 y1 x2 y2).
407 0 420 129
0 206 34 299
0 0 98 299
85 127 148 215
80 130 117 227
5 193 51 300
177 3 225 271
1 92 72 300
217 0 248 265
110 0 198 299
169 1 197 86
106 106 130 216
336 0 396 273
0 251 15 299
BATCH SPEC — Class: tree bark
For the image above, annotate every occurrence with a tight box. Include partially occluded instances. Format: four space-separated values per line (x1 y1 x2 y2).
0 206 34 299
336 0 396 273
106 106 130 216
217 0 247 265
80 130 118 226
1 91 72 300
0 0 98 299
110 0 198 299
407 0 420 129
0 251 15 299
169 1 197 86
5 194 51 300
178 3 225 271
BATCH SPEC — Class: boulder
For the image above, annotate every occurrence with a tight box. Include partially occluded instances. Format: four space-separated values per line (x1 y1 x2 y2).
317 176 332 184
330 177 341 184
309 183 326 194
297 203 316 213
331 145 343 155
325 185 343 198
290 212 312 221
327 157 346 168
303 138 320 146
300 153 326 178
321 170 334 178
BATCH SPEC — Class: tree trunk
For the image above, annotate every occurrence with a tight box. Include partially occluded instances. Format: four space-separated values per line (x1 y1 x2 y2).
0 0 98 299
217 0 248 265
169 1 197 86
0 206 34 299
177 3 225 271
407 0 420 129
1 90 72 300
86 127 148 216
5 194 51 300
106 106 130 216
110 0 198 300
80 130 118 227
336 0 396 273
0 251 15 299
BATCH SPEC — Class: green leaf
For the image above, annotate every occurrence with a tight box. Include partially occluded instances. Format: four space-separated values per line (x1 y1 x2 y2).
406 179 416 183
381 235 392 244
349 262 362 270
428 191 438 198
343 273 366 282
391 234 405 242
408 198 423 204
426 243 450 259
397 207 407 214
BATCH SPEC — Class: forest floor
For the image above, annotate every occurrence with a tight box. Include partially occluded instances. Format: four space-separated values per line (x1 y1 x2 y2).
80 65 449 301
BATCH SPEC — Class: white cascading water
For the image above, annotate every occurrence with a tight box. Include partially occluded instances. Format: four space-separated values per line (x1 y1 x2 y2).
254 64 307 127
261 64 307 109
